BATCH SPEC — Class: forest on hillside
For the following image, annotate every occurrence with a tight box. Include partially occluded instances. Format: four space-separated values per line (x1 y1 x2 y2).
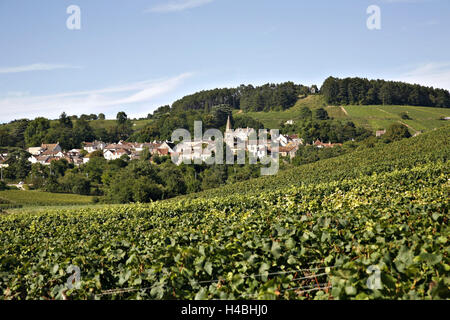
320 77 450 108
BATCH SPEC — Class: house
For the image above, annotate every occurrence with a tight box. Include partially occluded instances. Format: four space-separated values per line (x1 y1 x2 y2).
285 120 294 126
0 155 8 168
287 134 304 145
43 157 63 165
28 155 39 164
278 144 299 159
34 155 51 165
41 143 62 153
248 143 268 159
150 141 175 157
376 130 386 137
272 134 290 147
160 141 175 153
26 143 63 164
103 148 130 161
41 149 64 158
70 156 84 166
313 139 342 149
27 147 43 156
68 149 82 156
155 147 170 157
83 141 106 153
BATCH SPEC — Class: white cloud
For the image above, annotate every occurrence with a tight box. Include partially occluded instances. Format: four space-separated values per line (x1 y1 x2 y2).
393 62 450 90
382 0 432 3
0 73 193 122
0 63 81 74
146 0 214 13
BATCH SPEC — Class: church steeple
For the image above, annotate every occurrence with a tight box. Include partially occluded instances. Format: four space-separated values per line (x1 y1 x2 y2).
226 115 232 132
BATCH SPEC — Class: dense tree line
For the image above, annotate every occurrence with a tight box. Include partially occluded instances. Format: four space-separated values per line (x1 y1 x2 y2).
321 77 450 107
0 112 133 150
134 105 264 142
170 82 312 114
171 88 240 113
239 82 309 112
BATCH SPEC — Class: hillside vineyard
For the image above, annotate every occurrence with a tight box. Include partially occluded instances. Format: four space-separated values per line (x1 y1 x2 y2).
0 126 448 300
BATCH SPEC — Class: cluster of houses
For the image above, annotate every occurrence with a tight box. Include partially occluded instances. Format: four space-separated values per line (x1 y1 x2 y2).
172 117 343 163
25 141 175 166
83 140 175 161
27 143 76 166
1 117 343 168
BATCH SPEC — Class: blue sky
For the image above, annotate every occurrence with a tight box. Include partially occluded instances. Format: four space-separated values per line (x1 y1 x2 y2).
0 0 449 122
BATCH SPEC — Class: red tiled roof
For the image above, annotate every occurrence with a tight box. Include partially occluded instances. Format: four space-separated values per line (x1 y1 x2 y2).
157 148 169 156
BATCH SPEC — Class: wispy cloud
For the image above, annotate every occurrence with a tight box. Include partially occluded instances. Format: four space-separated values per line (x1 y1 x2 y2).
0 63 81 74
0 73 193 122
146 0 214 13
394 62 450 90
382 0 432 3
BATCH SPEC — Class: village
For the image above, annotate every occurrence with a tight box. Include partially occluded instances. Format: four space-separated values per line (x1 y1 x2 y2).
0 118 344 169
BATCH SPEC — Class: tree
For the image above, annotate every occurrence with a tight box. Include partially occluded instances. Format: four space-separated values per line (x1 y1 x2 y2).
384 123 411 141
73 118 95 144
139 123 160 142
103 161 163 203
27 163 49 189
0 127 10 146
379 83 393 105
49 159 70 177
59 112 73 128
116 112 128 125
8 119 30 148
82 156 107 184
211 104 233 128
5 150 31 180
59 172 91 195
98 113 106 120
0 180 8 191
200 166 227 190
24 117 50 147
299 107 313 119
321 77 340 105
400 112 411 120
157 163 187 198
315 108 329 120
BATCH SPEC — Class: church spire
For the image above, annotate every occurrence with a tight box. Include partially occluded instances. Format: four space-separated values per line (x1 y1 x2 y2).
226 115 232 132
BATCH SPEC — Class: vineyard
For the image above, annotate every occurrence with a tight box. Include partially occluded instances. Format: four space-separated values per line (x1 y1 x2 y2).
0 190 95 208
182 125 450 199
0 127 449 300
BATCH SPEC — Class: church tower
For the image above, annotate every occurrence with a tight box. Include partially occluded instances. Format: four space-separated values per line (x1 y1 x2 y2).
226 115 232 132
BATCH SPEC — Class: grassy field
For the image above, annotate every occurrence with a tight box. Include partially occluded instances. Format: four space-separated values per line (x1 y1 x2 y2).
336 105 450 133
0 190 95 207
77 119 153 131
240 95 450 133
235 95 327 128
46 119 153 132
